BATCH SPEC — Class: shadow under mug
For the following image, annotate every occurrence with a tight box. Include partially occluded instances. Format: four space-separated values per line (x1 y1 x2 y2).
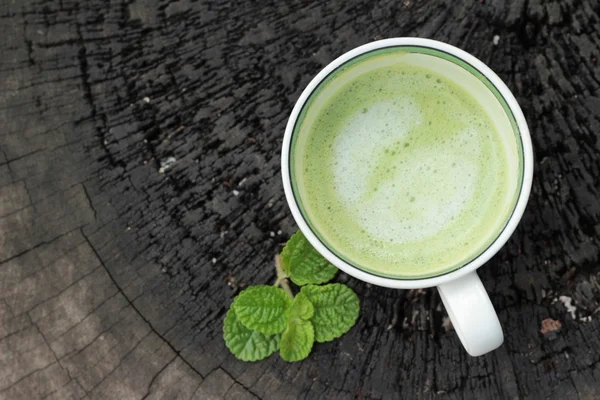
281 38 533 356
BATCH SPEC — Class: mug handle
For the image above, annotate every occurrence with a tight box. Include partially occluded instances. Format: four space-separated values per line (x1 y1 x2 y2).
437 271 503 356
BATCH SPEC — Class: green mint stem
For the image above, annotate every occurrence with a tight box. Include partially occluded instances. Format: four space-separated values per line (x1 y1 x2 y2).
274 255 294 299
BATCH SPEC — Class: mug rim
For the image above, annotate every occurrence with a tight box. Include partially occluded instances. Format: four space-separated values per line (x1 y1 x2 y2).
281 37 533 289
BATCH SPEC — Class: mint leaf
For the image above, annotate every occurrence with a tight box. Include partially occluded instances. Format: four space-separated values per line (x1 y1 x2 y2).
290 292 314 320
281 231 338 286
233 286 292 334
223 308 280 361
280 317 314 362
301 284 360 342
279 292 316 362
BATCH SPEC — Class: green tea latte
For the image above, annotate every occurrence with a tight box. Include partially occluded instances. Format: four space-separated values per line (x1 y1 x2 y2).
291 49 519 278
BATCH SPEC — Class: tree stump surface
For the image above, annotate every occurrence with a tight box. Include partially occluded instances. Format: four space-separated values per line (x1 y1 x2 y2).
1 0 600 399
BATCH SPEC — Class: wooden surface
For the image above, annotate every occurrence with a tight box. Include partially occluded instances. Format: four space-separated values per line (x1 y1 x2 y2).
1 0 600 398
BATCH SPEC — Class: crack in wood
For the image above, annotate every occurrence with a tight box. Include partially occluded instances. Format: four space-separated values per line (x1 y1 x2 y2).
80 228 206 380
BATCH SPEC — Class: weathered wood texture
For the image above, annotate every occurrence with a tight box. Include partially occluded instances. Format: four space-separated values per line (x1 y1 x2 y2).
1 0 600 398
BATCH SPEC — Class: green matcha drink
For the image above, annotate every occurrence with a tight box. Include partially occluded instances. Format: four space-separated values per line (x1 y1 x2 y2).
291 49 520 278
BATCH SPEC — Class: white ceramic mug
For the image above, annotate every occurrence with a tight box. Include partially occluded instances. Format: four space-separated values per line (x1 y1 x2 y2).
281 38 533 356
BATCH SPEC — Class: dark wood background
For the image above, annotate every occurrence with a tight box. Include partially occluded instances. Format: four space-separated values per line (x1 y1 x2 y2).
1 0 600 398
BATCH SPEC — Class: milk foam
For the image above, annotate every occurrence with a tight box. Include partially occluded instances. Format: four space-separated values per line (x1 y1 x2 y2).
333 99 420 206
332 99 486 244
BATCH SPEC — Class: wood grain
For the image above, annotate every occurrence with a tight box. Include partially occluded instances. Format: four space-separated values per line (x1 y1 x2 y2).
1 0 600 398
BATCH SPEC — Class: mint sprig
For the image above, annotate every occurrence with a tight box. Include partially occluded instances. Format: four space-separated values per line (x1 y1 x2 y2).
223 230 360 362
